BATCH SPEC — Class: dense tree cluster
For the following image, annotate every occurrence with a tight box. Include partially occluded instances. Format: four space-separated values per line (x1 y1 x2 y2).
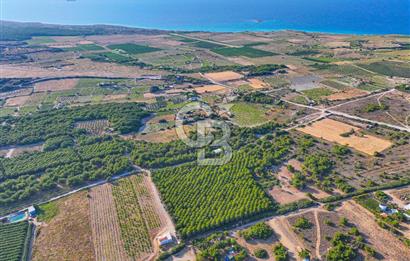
131 140 196 168
0 138 132 214
153 152 275 238
240 222 273 241
0 103 148 146
273 243 288 261
239 91 280 104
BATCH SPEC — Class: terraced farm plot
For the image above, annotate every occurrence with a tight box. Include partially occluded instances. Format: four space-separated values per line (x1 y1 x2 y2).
75 119 110 135
33 191 95 261
0 221 32 261
107 43 161 54
297 118 392 155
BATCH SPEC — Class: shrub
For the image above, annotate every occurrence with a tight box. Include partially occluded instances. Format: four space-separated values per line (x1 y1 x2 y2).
241 223 273 241
254 248 268 259
298 249 310 259
293 217 313 230
273 243 288 261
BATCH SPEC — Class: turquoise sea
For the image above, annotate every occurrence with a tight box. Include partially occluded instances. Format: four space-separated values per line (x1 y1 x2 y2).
1 0 410 35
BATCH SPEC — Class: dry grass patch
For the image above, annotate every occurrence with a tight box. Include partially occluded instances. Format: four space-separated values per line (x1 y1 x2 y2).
32 191 95 261
248 78 269 89
194 85 226 94
5 95 31 107
297 118 392 155
102 94 128 101
325 88 369 101
203 71 243 82
34 79 78 92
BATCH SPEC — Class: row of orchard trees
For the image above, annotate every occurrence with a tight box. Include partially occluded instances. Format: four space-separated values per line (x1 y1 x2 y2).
0 221 32 261
0 138 132 213
153 151 276 238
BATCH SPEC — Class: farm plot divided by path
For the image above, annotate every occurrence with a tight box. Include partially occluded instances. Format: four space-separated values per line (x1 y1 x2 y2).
89 175 164 261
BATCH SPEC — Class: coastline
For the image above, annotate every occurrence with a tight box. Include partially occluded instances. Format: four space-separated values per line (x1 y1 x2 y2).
2 19 410 37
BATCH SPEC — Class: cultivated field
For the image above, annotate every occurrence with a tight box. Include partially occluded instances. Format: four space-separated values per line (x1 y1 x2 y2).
34 79 78 92
0 221 32 261
89 184 132 261
297 118 392 155
194 85 226 94
203 71 243 82
75 119 110 135
33 191 95 261
111 175 163 260
325 88 369 101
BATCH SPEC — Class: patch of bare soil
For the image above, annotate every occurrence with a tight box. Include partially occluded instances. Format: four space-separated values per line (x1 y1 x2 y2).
5 95 31 107
203 71 243 82
316 211 350 256
194 85 226 94
288 212 318 258
32 191 95 261
234 233 277 261
338 201 410 260
325 88 369 101
269 160 330 204
268 217 306 260
134 128 180 143
167 246 196 261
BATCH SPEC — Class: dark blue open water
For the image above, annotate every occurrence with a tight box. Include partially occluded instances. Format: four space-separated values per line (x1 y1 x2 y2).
1 0 409 34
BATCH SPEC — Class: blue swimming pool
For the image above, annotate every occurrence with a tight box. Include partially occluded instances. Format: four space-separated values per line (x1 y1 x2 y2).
8 212 27 223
